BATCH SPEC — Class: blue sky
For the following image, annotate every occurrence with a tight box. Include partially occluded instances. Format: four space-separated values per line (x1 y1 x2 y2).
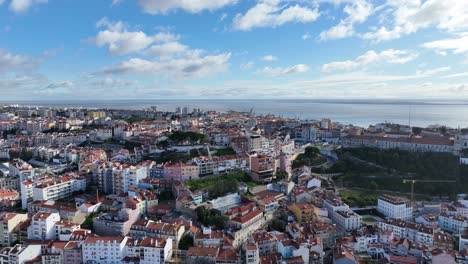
0 0 468 100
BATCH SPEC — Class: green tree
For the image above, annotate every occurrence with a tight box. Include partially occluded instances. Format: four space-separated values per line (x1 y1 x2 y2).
157 140 169 149
179 235 194 250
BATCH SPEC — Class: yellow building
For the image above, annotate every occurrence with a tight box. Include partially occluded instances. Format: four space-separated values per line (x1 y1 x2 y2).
288 203 316 223
0 212 28 246
89 111 106 119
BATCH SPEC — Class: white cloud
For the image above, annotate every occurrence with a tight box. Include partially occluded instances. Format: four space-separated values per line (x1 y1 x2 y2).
302 33 311 40
362 0 468 42
0 49 40 73
219 13 228 21
100 53 231 79
422 35 468 55
93 17 162 56
319 22 354 40
91 18 232 81
44 81 74 89
145 41 188 58
9 0 47 13
416 66 451 76
240 61 254 70
322 49 417 72
319 0 372 40
111 0 123 7
138 0 237 14
233 0 320 31
442 72 468 79
262 55 278 61
257 64 309 76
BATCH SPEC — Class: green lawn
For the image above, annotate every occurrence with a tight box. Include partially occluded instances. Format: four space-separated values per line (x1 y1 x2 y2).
361 215 378 222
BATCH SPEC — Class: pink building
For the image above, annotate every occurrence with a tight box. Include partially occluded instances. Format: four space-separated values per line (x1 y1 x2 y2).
250 155 274 183
163 162 199 181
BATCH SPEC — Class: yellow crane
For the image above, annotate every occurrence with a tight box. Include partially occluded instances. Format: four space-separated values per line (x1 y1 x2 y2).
402 179 456 202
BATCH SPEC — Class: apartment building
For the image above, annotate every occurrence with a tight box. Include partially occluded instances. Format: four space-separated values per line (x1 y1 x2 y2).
324 198 362 231
439 213 468 234
32 176 86 201
227 205 265 247
343 135 454 153
82 236 127 264
27 212 61 240
193 153 250 176
250 154 274 183
0 244 42 264
379 218 435 246
0 213 27 247
377 194 413 220
129 219 185 246
163 162 199 181
95 162 149 195
123 237 173 264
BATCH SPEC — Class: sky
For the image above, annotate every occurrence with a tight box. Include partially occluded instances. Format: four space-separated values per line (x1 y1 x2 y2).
0 0 468 100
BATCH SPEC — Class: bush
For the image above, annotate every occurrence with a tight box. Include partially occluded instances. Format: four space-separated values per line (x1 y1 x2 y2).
196 207 227 230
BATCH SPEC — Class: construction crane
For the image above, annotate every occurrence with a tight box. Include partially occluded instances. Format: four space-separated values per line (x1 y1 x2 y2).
402 179 456 202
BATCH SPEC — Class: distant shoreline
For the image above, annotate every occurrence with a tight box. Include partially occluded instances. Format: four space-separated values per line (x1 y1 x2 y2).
2 99 468 106
2 99 467 128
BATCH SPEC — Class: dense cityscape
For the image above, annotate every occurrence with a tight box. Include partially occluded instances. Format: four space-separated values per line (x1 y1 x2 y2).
0 104 466 264
1 0 468 263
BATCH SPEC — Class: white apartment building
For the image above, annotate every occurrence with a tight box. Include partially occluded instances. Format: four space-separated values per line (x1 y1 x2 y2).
442 202 468 218
439 214 468 235
343 135 454 153
379 218 434 246
0 244 42 264
82 236 128 264
9 159 35 182
323 198 362 231
124 237 173 264
20 180 35 210
27 212 61 240
245 244 260 264
32 176 86 202
460 232 468 251
377 194 413 220
333 209 363 231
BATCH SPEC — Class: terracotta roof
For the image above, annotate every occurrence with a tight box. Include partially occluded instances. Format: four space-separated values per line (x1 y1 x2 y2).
187 246 219 257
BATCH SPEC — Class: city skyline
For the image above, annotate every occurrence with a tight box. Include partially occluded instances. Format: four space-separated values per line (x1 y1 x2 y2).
1 0 468 100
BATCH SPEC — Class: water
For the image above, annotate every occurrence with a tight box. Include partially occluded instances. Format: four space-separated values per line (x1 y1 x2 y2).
2 99 468 128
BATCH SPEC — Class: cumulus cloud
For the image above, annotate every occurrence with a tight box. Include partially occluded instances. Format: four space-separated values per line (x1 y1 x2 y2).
90 18 232 80
233 0 320 31
319 0 372 41
257 64 309 76
0 49 40 73
137 0 238 14
322 49 417 72
362 0 468 42
319 23 354 41
92 17 163 56
9 0 47 13
261 55 278 61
